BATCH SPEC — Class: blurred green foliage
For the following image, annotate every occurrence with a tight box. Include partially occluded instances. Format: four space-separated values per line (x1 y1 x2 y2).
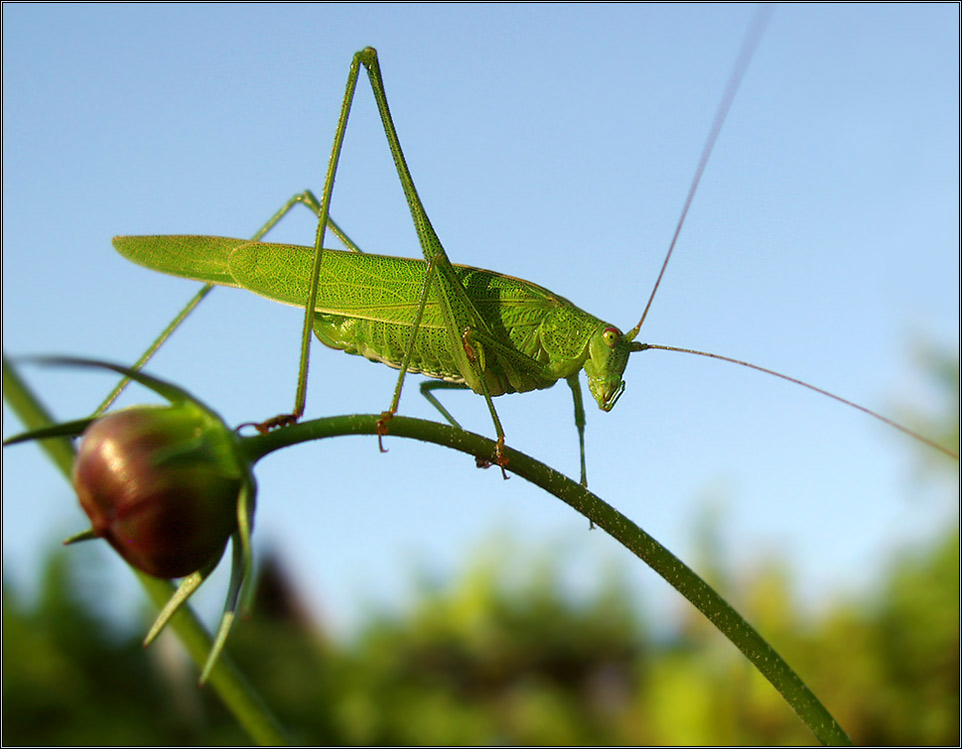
3 523 957 745
3 357 958 745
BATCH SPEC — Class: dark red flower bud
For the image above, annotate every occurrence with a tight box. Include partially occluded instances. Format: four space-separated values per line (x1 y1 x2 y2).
72 404 245 578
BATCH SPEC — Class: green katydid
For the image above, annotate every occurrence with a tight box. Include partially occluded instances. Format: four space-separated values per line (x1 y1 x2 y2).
112 26 958 485
114 42 657 483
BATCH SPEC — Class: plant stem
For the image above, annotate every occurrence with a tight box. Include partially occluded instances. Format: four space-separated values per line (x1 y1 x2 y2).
245 414 852 746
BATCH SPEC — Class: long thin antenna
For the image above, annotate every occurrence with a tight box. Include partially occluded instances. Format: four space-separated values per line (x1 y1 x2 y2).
626 5 773 341
640 343 959 460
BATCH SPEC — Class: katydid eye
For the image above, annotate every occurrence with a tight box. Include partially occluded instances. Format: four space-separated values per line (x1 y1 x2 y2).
602 327 620 347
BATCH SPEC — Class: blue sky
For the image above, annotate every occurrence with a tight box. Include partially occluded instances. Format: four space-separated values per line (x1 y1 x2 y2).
3 4 958 634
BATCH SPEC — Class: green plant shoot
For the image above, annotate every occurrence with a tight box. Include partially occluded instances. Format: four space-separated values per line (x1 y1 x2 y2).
113 27 957 485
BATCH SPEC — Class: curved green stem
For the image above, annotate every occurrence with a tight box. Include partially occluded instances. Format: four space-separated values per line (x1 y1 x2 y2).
1 354 289 747
5 350 850 745
244 414 851 746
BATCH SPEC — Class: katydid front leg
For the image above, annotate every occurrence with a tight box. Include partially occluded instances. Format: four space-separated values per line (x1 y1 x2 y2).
262 46 368 435
566 374 588 487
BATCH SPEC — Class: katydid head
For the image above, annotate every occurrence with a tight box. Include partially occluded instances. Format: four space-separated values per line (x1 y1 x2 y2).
584 325 645 412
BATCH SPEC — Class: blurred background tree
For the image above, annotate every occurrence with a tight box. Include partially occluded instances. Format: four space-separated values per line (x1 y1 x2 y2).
3 354 957 745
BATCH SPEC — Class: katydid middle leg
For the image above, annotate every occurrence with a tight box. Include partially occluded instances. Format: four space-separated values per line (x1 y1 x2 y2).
420 382 469 431
419 376 589 487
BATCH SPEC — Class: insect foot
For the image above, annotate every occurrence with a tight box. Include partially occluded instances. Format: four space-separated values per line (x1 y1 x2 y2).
251 412 300 433
494 437 510 481
376 410 395 453
474 450 510 480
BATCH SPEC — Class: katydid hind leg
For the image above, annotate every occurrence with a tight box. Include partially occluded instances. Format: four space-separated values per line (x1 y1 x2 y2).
241 48 484 452
259 48 473 448
257 51 370 433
